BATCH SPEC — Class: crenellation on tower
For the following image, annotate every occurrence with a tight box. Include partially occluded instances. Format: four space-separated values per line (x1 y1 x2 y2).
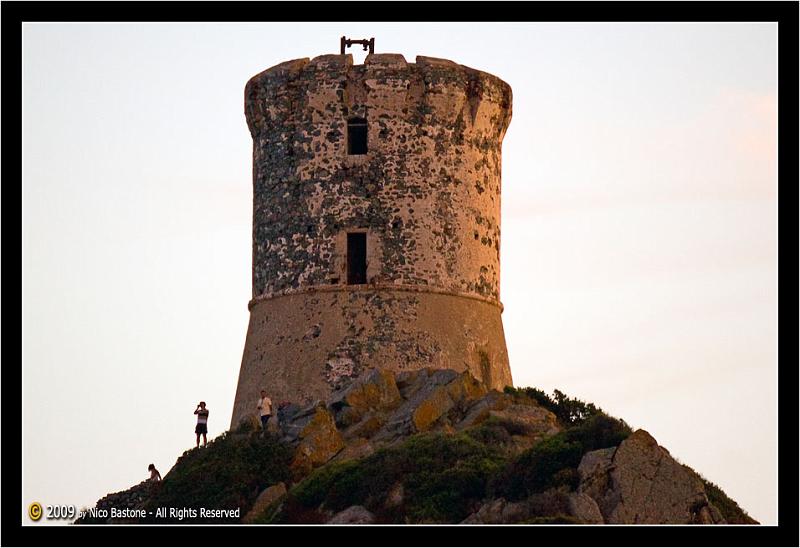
232 50 514 428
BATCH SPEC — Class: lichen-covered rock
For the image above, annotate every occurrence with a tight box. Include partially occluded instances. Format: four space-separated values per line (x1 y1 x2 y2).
342 414 385 439
326 505 375 524
461 498 530 524
489 403 561 439
577 446 616 502
329 368 402 427
280 402 323 443
455 390 510 430
290 404 344 477
411 385 455 432
578 430 718 524
695 503 726 524
373 369 471 441
445 370 488 403
331 437 375 463
243 482 287 523
568 492 604 524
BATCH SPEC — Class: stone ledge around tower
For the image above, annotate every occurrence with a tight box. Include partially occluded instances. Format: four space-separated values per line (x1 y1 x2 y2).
231 288 512 428
247 282 505 313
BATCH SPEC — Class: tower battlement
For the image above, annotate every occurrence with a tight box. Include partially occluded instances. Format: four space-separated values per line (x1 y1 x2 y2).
245 54 511 138
232 51 514 428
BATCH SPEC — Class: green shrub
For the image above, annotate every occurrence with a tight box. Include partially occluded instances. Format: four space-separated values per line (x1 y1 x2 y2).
277 432 506 524
565 413 632 451
291 459 366 510
493 411 632 501
493 435 584 500
141 431 292 523
504 386 602 427
465 417 514 446
701 478 758 524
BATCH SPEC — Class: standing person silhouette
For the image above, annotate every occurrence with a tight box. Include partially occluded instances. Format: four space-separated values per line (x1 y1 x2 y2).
194 401 209 447
257 390 273 432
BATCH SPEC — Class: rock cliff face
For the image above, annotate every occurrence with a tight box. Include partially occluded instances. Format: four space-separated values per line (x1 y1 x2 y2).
577 430 724 524
77 368 756 525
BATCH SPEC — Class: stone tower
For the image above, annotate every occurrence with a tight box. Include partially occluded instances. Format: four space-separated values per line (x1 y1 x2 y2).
231 51 513 428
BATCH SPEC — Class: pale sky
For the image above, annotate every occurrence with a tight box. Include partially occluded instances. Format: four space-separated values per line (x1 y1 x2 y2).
22 22 777 524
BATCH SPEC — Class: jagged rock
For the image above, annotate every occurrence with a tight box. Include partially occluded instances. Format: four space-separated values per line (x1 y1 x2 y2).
243 482 287 523
395 368 456 399
280 401 322 442
374 368 491 442
334 406 362 429
445 370 488 404
527 488 572 518
289 404 344 478
335 368 402 411
455 390 510 430
490 403 561 443
328 369 403 434
326 505 375 524
461 498 530 524
331 437 374 463
411 384 455 431
568 492 604 524
395 369 423 399
81 367 755 526
577 446 616 502
695 503 726 524
578 429 715 524
343 414 385 439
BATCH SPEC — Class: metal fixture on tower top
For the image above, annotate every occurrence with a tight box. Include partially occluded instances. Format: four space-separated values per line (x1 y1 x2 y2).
340 36 375 55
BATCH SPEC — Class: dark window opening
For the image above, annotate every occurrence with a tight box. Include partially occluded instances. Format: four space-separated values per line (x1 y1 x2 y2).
347 233 367 285
348 117 368 155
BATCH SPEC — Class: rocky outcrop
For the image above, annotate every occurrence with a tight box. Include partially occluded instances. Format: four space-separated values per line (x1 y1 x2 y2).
288 403 345 478
242 483 287 524
78 368 755 526
276 370 742 525
330 368 402 421
567 492 604 524
278 367 560 477
461 498 532 524
577 430 726 524
326 505 375 524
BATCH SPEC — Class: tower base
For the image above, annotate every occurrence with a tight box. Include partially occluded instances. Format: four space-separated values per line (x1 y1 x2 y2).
230 286 512 429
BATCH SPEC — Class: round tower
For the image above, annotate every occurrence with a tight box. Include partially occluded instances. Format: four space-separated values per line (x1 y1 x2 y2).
231 52 513 428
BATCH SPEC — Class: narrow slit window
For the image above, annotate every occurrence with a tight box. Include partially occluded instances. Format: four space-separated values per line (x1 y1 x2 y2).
347 233 367 285
347 117 367 155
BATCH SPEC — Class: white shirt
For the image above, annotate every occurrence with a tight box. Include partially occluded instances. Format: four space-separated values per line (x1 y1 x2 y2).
258 396 272 417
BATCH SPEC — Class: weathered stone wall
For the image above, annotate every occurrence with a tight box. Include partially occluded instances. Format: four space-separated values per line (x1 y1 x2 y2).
244 53 512 300
231 288 511 428
232 53 513 428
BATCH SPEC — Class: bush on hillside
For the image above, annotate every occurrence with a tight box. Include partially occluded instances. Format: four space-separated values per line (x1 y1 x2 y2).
140 430 292 523
493 413 632 501
700 477 758 524
272 432 506 524
504 386 602 427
